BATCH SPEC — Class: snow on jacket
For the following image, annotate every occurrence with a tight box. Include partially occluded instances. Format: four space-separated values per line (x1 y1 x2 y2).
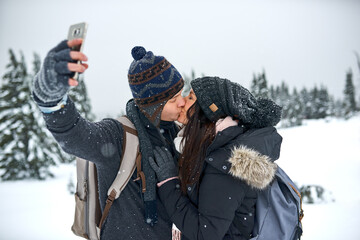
40 98 177 240
158 125 282 240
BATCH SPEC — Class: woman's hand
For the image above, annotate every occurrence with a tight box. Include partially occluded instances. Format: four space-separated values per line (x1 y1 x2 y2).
149 146 178 182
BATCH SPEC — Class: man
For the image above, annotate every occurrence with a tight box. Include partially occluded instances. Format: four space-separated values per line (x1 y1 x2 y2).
32 39 187 239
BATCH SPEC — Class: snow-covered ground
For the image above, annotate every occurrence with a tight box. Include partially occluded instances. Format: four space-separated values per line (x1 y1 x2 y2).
0 115 359 240
276 115 360 239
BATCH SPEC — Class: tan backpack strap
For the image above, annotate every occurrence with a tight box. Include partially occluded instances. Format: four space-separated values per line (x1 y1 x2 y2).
121 116 146 193
107 116 139 198
98 189 116 229
122 124 138 136
98 116 139 230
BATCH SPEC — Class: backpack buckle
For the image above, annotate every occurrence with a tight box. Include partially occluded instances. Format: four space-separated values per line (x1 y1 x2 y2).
299 209 304 221
106 189 116 204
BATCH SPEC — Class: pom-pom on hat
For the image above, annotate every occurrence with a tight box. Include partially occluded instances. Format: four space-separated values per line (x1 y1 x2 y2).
131 46 147 60
190 77 282 128
128 46 184 126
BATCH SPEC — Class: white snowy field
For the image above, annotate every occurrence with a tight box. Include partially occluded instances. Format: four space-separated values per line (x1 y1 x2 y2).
0 115 359 240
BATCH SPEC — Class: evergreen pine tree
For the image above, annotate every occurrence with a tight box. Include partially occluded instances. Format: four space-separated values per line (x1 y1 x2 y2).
0 50 69 180
355 52 360 109
300 87 312 119
32 52 41 73
267 82 334 126
279 81 290 120
269 85 276 101
269 81 292 127
317 85 330 119
310 86 320 119
343 69 357 118
285 88 303 126
258 70 269 98
309 85 330 119
250 73 259 97
250 70 269 99
355 51 360 72
333 99 344 118
326 95 337 118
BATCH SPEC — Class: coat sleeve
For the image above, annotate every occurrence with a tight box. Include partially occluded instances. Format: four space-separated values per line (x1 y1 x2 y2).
40 97 124 165
158 169 248 240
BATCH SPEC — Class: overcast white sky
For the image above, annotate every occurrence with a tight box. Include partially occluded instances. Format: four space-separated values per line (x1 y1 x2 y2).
1 0 359 118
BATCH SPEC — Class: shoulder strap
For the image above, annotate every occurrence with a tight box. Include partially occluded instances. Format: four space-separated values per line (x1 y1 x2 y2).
108 116 140 198
98 116 141 230
276 167 304 222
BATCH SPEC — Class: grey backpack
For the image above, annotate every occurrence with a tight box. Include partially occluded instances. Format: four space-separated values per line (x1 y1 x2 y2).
71 116 141 240
250 166 304 240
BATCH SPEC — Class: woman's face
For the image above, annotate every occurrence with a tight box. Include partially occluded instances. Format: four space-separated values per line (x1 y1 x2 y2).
177 89 197 124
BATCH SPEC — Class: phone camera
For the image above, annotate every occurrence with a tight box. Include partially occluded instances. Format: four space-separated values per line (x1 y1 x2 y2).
73 28 81 36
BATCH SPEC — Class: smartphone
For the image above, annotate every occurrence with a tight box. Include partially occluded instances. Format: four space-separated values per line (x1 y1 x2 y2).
67 22 88 80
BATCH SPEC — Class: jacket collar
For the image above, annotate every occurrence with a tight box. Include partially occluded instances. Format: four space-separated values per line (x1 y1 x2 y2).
206 125 245 154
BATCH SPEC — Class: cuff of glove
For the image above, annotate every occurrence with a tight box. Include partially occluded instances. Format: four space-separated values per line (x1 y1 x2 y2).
38 94 68 113
157 176 179 187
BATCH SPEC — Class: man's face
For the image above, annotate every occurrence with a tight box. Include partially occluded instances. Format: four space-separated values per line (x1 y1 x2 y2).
160 90 186 121
177 89 197 124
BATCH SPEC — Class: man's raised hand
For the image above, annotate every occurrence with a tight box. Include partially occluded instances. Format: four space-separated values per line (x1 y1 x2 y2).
32 39 89 103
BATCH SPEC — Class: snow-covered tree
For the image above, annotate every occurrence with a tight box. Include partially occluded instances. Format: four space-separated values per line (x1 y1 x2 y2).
267 80 335 126
326 95 336 118
300 88 312 119
354 51 360 110
269 85 276 101
343 69 357 118
317 85 331 119
285 88 303 127
0 50 69 180
332 98 344 118
310 85 330 119
250 70 269 99
278 81 291 120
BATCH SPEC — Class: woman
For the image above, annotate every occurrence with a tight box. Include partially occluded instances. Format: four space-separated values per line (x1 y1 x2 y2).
149 77 282 240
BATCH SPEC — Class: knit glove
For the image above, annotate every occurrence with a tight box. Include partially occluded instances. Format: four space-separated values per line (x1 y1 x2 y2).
149 146 178 182
33 40 75 103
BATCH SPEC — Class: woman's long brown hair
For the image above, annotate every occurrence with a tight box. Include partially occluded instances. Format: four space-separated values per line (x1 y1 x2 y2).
179 101 217 194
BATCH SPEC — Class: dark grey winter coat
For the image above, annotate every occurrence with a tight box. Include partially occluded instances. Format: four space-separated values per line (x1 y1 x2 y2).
40 98 176 239
158 125 282 240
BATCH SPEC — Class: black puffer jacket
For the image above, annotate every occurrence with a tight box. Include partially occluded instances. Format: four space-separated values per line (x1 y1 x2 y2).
158 125 282 240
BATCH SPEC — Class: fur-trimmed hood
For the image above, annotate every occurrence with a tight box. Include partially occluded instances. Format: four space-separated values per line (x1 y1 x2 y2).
228 145 277 190
205 126 282 190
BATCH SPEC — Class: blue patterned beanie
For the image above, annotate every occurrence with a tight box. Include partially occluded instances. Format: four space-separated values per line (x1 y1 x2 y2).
128 46 184 126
